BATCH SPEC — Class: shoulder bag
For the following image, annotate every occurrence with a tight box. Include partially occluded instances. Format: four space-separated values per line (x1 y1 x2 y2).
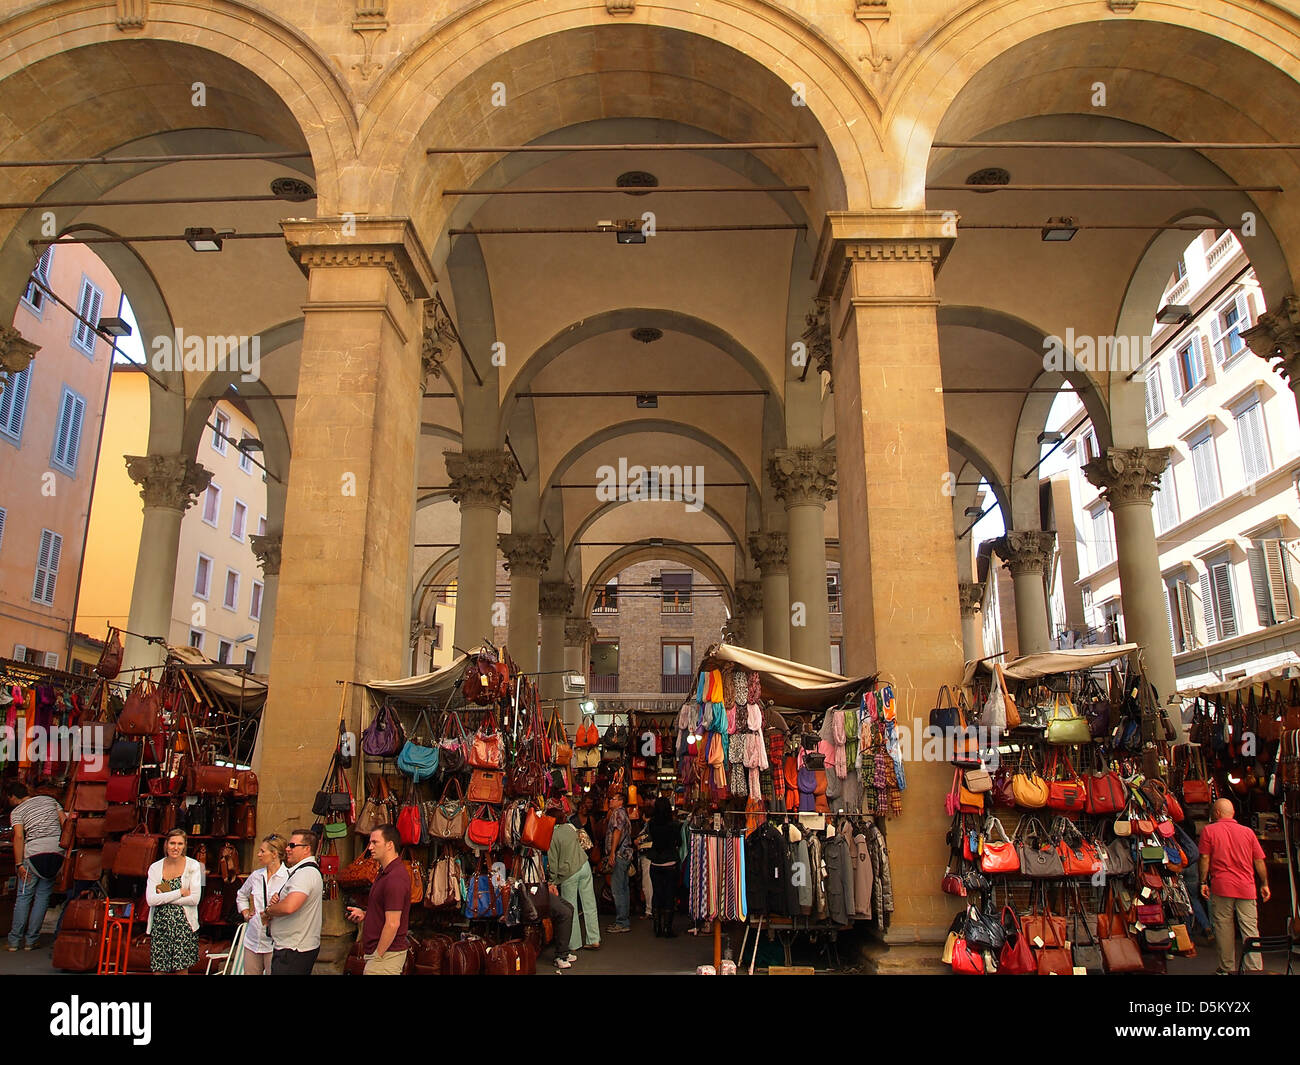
469 709 505 771
361 701 404 759
465 804 501 849
979 816 1020 875
1045 749 1088 812
429 778 468 840
1045 691 1092 745
117 679 161 738
997 906 1035 974
1010 749 1049 809
396 708 440 783
547 708 572 767
1015 816 1064 879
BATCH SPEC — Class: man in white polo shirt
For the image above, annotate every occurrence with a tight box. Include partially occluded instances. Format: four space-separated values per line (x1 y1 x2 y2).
262 827 323 975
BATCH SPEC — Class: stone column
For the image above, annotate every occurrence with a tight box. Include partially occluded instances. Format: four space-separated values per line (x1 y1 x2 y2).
538 580 574 704
248 533 281 671
958 582 984 664
734 580 764 653
123 454 212 670
748 532 790 660
1244 294 1300 420
994 531 1056 655
563 617 597 729
263 217 433 847
769 445 836 669
498 531 552 673
819 211 963 947
1084 447 1179 705
446 450 515 653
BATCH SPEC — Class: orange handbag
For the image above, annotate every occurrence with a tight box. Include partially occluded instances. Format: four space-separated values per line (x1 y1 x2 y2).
520 807 556 851
467 768 504 805
979 817 1020 875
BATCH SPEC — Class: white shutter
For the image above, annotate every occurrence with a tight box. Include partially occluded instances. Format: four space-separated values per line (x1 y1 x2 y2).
1235 402 1269 483
0 364 30 438
1193 334 1209 385
1234 293 1252 353
1144 370 1165 423
86 287 102 350
1178 582 1197 649
1212 561 1237 639
0 506 6 550
1164 583 1177 652
13 644 27 662
43 652 58 669
1248 545 1275 625
1199 571 1218 644
1263 540 1294 622
52 390 73 466
1209 306 1226 363
32 529 52 602
1169 355 1184 400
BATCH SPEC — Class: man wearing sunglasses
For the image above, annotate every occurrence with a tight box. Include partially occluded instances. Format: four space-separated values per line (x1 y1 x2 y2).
262 828 323 975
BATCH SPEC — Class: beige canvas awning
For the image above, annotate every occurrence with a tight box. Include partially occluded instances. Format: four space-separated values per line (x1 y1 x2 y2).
1179 659 1300 698
166 644 268 710
366 655 470 702
700 643 873 712
964 644 1138 686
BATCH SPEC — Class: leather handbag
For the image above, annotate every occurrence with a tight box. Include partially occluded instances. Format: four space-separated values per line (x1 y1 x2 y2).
467 768 505 805
60 814 78 850
930 685 962 731
396 709 440 783
1010 751 1049 809
520 807 556 851
425 855 463 909
52 931 100 972
362 702 404 758
575 715 600 749
76 755 112 783
73 848 103 881
463 652 509 705
113 825 160 878
950 937 986 975
998 906 1036 974
438 712 469 775
105 804 138 834
191 764 238 795
485 939 537 976
62 893 104 932
547 709 573 767
337 854 380 891
1016 817 1065 878
396 786 424 847
1103 837 1135 877
979 817 1020 875
75 816 106 843
415 933 455 973
96 627 124 679
964 766 993 793
1023 892 1068 957
355 777 394 836
117 679 161 737
447 938 486 975
108 738 142 774
963 902 1006 954
1085 765 1127 815
1057 826 1102 878
429 779 468 840
73 782 108 813
463 874 503 919
1179 744 1213 804
947 767 984 815
1046 750 1088 812
1045 692 1091 745
106 774 139 804
465 805 501 849
469 710 505 770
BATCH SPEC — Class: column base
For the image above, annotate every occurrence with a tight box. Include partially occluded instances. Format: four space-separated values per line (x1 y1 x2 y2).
861 936 952 975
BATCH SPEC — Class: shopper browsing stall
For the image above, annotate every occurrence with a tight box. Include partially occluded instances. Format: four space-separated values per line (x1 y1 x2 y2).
345 824 412 975
236 834 290 975
1199 798 1271 973
4 781 65 952
264 828 323 975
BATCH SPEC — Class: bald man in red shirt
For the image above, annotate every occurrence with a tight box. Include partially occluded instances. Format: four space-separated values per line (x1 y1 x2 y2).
1198 799 1270 974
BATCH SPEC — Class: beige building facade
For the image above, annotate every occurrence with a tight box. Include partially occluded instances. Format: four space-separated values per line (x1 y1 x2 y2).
8 0 1300 946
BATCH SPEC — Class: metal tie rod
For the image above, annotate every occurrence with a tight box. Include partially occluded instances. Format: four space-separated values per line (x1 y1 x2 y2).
928 183 1282 192
428 142 818 153
442 185 810 195
448 223 805 236
931 140 1300 150
0 151 313 167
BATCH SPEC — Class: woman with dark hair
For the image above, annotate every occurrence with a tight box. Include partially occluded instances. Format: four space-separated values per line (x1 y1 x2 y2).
646 797 681 938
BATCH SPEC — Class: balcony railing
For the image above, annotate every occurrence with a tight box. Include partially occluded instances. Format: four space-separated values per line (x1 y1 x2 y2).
661 595 693 614
661 673 694 694
1164 275 1190 305
589 673 619 693
828 593 842 614
1207 231 1236 270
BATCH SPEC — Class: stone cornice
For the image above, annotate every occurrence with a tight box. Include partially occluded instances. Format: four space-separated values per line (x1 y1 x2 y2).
958 581 984 616
281 216 435 302
539 580 575 616
734 579 763 616
748 531 789 574
814 210 957 301
564 617 597 647
124 453 212 512
249 533 283 577
770 444 837 507
994 529 1056 577
0 325 39 376
500 532 554 576
444 449 516 509
1084 446 1173 507
1243 294 1300 385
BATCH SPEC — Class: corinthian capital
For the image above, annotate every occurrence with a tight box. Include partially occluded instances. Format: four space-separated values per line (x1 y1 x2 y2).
499 532 554 576
769 444 837 507
445 449 516 509
748 531 789 575
0 325 39 378
1084 446 1173 507
125 454 212 512
249 533 283 577
539 580 575 616
994 530 1056 577
1243 295 1300 383
564 617 597 647
734 579 763 616
958 582 984 617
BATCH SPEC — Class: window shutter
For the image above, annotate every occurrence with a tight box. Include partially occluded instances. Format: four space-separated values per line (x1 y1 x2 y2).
66 392 85 470
52 391 73 466
13 644 27 662
1178 582 1197 650
1193 334 1209 384
0 506 6 551
32 529 51 602
1164 584 1177 652
1209 307 1225 363
1199 571 1218 644
1212 562 1237 639
1235 292 1252 332
0 364 30 437
1169 356 1184 400
43 652 58 669
1248 545 1275 626
1263 540 1294 622
1235 402 1269 483
86 287 102 350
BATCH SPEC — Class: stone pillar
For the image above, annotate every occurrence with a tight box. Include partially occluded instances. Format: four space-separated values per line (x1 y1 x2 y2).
446 450 515 653
994 530 1056 655
734 580 764 653
538 580 574 704
1084 447 1179 705
262 217 433 845
563 617 597 729
769 445 835 669
499 531 552 673
123 454 212 670
1244 294 1300 420
819 211 962 945
958 582 984 664
248 533 281 671
748 532 790 660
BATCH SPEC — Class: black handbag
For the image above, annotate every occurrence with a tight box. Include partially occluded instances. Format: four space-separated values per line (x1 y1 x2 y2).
962 902 1005 953
109 738 142 773
187 797 212 836
1070 894 1104 974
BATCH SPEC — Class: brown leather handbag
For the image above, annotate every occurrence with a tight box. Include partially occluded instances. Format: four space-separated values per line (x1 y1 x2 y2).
337 854 380 891
117 679 161 737
95 627 124 679
484 939 537 976
72 848 103 881
467 768 504 805
428 779 468 840
113 825 160 878
191 764 238 795
73 783 108 813
105 804 138 834
62 893 104 933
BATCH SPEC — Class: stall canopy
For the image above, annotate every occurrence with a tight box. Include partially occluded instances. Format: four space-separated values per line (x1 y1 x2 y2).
963 644 1138 687
1179 659 1300 698
167 644 269 711
366 655 470 702
701 644 874 711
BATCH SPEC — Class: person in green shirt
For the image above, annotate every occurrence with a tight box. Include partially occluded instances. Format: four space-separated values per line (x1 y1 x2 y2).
548 818 601 952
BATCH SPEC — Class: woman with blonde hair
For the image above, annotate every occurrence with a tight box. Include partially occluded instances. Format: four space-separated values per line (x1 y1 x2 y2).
146 829 203 973
236 834 289 974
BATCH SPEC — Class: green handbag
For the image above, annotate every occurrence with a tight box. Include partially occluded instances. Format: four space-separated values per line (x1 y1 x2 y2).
1045 694 1092 745
324 820 349 839
1138 843 1166 863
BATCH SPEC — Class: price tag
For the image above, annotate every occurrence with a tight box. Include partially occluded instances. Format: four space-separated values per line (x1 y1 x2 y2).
1032 935 1044 949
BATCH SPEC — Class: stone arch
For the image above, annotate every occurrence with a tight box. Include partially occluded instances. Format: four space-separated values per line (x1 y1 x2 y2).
580 544 735 618
947 430 1010 525
412 549 462 627
0 9 354 211
363 7 876 236
566 498 743 560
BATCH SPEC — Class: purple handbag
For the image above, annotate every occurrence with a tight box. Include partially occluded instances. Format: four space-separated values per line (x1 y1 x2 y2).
362 703 404 758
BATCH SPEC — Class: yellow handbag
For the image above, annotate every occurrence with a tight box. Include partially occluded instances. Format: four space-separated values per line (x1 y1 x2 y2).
1010 750 1050 808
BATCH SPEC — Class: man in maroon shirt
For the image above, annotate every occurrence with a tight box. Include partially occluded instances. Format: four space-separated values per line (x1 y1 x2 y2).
346 824 411 975
1198 798 1270 974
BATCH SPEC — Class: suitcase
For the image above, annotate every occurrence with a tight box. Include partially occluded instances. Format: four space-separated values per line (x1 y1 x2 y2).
447 937 486 975
414 933 454 974
484 939 537 975
61 894 104 933
52 931 100 972
127 934 152 973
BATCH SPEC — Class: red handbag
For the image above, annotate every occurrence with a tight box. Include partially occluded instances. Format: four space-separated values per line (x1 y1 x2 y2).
117 679 161 737
520 807 556 851
979 816 1020 874
998 906 1036 974
113 825 160 878
950 938 986 974
106 774 140 804
466 805 501 849
76 757 111 783
1084 769 1127 815
396 792 424 847
1045 750 1087 812
105 804 138 834
1058 837 1102 877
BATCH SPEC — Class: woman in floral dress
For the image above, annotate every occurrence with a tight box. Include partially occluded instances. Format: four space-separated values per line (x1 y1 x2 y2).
145 829 203 973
